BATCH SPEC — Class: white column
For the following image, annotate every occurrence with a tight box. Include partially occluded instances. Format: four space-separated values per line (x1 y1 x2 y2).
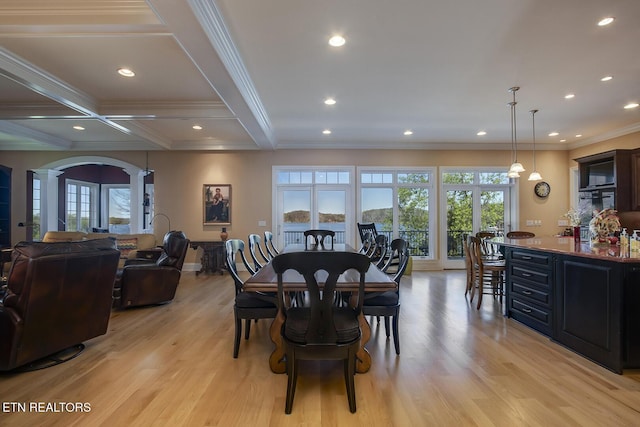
122 167 144 233
32 168 63 234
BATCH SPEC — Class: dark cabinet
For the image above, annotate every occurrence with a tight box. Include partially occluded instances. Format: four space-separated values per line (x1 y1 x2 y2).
505 248 554 336
554 256 623 373
505 245 640 373
631 150 640 211
575 150 632 216
0 165 10 249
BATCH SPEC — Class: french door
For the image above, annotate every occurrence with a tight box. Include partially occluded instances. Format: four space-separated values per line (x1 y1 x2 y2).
275 186 350 249
440 170 512 269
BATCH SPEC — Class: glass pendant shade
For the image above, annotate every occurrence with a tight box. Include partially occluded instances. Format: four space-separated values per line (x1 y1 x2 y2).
528 171 542 181
509 162 525 173
507 170 520 178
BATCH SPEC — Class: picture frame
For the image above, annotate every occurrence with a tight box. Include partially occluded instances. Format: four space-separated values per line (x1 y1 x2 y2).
203 184 231 225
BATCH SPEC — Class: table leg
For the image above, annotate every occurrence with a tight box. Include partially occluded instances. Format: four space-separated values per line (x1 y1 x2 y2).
356 313 372 373
268 310 287 374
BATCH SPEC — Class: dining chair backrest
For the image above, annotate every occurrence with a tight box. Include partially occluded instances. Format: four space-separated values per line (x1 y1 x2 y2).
358 231 376 256
264 231 279 258
225 239 256 293
303 229 335 250
506 231 535 239
373 234 388 267
381 238 410 286
271 251 371 342
248 233 270 270
476 231 499 258
357 223 378 245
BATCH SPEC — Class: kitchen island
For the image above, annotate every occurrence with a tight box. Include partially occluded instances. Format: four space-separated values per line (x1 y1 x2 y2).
495 236 640 374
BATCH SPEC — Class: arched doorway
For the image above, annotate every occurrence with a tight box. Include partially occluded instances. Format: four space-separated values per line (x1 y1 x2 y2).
30 156 152 239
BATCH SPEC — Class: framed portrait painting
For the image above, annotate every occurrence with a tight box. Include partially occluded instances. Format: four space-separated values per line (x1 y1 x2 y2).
203 184 231 225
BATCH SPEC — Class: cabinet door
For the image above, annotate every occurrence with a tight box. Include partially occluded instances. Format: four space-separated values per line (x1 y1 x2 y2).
554 256 623 373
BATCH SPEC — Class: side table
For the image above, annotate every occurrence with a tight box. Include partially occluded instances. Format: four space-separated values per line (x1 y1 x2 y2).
190 241 225 275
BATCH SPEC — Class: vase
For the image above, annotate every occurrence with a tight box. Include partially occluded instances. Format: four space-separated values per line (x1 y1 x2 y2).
573 226 581 244
220 228 228 241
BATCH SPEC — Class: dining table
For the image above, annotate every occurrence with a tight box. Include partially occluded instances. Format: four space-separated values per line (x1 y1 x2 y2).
243 243 397 374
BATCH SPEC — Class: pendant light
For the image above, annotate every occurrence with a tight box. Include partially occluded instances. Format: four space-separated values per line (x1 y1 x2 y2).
527 109 542 181
507 86 525 177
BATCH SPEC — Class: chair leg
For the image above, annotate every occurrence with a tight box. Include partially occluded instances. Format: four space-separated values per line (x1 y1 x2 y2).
285 354 298 414
383 316 391 338
345 350 357 413
244 318 251 339
233 314 241 358
392 312 400 355
476 278 484 309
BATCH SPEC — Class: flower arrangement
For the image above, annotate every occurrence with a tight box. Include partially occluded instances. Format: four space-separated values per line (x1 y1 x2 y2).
588 208 621 240
564 208 582 227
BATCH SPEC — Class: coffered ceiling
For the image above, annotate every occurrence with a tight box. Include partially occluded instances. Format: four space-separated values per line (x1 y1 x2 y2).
0 0 638 152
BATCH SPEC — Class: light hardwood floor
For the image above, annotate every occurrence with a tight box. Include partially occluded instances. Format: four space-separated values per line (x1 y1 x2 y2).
1 270 639 426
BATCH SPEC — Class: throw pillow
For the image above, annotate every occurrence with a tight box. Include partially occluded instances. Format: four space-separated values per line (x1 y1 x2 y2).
116 238 138 258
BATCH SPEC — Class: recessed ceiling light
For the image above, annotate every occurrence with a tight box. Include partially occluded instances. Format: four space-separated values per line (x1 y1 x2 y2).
322 129 332 135
324 98 336 105
565 93 575 99
73 125 85 131
549 132 559 137
328 35 346 47
601 75 613 82
117 68 135 77
598 17 615 26
403 130 413 136
575 134 582 138
476 131 487 136
192 125 203 130
624 102 639 109
560 139 567 142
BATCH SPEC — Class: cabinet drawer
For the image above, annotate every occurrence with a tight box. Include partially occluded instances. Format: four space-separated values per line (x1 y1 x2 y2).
511 264 551 286
510 298 552 335
510 250 551 268
511 281 551 306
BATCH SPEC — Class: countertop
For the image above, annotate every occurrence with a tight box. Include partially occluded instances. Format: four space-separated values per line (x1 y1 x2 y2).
492 236 640 263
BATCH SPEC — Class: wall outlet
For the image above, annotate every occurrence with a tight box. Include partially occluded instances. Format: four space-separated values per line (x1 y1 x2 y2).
558 219 569 226
526 219 534 226
258 220 266 226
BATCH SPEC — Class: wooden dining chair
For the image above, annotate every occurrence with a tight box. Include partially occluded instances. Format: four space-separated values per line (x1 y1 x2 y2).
263 231 279 259
271 251 371 413
468 236 506 309
303 229 335 250
363 238 409 355
225 239 277 358
247 233 270 270
358 231 376 256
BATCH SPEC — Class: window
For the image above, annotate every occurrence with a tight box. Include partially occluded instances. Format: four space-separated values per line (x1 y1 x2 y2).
103 185 131 233
359 168 435 258
66 179 98 232
32 177 41 240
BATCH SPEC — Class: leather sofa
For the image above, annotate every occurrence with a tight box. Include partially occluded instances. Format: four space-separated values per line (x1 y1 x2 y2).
42 231 157 267
0 238 120 371
113 231 190 309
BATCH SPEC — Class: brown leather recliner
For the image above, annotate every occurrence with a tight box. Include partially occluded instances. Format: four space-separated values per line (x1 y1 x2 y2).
0 238 121 371
113 231 189 309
